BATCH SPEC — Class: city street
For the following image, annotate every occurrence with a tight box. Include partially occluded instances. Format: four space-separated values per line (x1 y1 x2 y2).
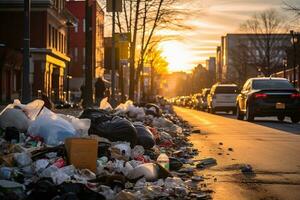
175 106 300 200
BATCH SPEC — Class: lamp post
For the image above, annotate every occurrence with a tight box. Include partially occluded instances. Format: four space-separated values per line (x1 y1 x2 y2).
290 30 298 87
22 0 31 103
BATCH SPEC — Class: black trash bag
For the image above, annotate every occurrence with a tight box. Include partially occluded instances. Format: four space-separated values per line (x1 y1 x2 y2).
169 157 183 171
52 192 79 200
26 178 58 200
58 183 106 200
79 109 112 122
90 116 137 147
4 127 20 142
145 103 162 117
134 124 155 149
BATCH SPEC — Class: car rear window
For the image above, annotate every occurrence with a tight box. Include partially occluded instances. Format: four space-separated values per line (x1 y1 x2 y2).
252 80 294 90
215 86 238 94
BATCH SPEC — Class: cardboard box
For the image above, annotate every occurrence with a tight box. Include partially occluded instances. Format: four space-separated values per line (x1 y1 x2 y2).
65 138 98 172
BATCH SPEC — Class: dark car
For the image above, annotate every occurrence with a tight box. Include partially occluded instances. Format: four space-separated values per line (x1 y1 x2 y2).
236 77 300 123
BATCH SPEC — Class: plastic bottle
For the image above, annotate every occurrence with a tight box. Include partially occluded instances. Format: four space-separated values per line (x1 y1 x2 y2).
157 151 169 170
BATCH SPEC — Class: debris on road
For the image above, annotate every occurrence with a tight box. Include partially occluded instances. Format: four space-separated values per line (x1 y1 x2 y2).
0 98 213 199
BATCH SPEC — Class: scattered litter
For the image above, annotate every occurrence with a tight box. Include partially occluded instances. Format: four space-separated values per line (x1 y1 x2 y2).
0 98 213 199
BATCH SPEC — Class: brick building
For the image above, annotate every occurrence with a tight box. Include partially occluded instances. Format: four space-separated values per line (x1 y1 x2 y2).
0 0 75 103
66 0 104 94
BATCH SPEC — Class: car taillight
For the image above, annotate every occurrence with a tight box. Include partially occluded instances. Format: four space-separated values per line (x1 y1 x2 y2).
254 93 267 99
291 93 300 98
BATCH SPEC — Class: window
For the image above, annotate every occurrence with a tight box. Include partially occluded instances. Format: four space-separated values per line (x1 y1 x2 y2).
83 18 85 32
74 48 78 62
252 80 294 90
52 27 55 48
48 24 51 47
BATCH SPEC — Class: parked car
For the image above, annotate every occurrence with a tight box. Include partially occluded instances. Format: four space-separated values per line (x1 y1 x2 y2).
199 88 210 111
236 77 300 123
191 93 202 109
207 83 239 114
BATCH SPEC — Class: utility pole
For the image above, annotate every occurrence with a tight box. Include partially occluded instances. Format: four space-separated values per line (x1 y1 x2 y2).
111 0 117 107
84 0 93 107
22 0 31 103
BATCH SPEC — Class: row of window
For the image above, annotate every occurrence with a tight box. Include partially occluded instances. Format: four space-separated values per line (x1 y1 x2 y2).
53 0 64 13
48 24 66 54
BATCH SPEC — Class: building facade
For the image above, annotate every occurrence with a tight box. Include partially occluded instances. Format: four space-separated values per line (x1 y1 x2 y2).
66 0 104 94
0 0 73 103
219 33 291 85
205 57 216 83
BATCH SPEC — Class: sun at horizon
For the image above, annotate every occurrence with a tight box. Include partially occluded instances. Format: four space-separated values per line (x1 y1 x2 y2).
159 41 195 73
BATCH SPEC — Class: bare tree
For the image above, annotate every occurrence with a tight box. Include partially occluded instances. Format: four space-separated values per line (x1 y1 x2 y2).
240 9 289 76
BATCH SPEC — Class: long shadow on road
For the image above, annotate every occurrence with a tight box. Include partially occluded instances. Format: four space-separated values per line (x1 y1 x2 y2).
215 112 300 135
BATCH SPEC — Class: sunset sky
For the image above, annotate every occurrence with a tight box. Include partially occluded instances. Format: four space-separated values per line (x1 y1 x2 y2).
160 0 300 72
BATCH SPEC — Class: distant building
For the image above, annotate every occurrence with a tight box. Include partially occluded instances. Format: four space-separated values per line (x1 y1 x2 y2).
216 46 222 82
0 0 74 102
273 34 300 88
219 33 291 85
66 0 104 93
205 57 216 82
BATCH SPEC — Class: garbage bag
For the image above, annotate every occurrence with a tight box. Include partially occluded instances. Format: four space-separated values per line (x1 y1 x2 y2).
58 183 106 200
79 109 112 123
127 163 171 182
169 157 183 171
0 108 29 132
145 103 162 117
28 108 78 146
127 105 145 121
133 123 155 149
89 116 137 147
26 178 58 200
58 114 91 137
4 127 20 143
100 97 113 111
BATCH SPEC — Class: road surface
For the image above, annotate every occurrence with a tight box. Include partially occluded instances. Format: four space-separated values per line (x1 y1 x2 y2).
175 106 300 200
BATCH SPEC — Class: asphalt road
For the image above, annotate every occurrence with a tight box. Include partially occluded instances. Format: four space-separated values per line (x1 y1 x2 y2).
175 106 300 200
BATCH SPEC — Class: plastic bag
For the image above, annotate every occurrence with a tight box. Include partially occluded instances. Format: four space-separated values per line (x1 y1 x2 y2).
14 152 32 167
28 108 78 146
133 123 155 149
0 108 30 132
112 142 131 159
100 97 113 111
127 105 145 121
22 99 45 120
89 116 137 147
58 114 91 137
127 163 171 182
51 170 71 185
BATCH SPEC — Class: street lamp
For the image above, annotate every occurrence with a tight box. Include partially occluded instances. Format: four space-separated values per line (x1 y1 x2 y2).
290 30 298 87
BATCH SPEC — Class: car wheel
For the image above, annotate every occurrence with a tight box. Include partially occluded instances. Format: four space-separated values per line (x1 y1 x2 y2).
277 115 285 122
291 115 300 123
236 106 244 120
245 104 255 122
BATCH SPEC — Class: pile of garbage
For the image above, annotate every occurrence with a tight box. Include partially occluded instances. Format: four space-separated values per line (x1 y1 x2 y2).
0 98 211 200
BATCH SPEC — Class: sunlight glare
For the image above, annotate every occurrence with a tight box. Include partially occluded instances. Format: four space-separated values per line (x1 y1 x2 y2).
159 41 194 72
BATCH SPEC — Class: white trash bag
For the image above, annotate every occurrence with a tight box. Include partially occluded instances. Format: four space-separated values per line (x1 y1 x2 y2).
100 97 113 111
28 108 78 146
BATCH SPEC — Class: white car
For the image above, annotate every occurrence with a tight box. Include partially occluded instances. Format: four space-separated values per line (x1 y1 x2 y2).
207 83 239 114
